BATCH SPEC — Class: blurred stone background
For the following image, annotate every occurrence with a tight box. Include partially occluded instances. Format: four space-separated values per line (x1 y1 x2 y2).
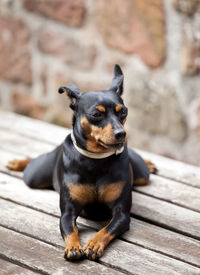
0 0 199 166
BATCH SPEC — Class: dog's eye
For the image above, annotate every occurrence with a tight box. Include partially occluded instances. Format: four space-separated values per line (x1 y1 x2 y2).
91 111 103 120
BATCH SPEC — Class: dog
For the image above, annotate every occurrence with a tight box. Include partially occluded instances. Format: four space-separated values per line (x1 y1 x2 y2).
7 64 157 261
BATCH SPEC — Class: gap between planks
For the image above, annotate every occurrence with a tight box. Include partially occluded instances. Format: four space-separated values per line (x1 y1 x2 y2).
1 170 200 241
1 185 200 269
0 226 124 275
0 256 45 275
1 169 200 241
1 199 200 273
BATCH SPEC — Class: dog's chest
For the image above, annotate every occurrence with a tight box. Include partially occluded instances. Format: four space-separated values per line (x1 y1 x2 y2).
67 181 125 205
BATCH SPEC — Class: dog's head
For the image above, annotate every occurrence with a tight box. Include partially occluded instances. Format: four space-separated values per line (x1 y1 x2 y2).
59 65 128 153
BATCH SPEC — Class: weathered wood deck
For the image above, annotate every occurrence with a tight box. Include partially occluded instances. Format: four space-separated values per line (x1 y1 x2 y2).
0 110 200 275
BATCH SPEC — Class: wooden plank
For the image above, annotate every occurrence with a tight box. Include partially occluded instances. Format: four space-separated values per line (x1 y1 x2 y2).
136 149 200 188
0 258 37 275
132 192 200 240
134 174 200 213
0 148 24 178
1 201 199 274
1 198 200 268
1 171 200 240
0 226 122 275
0 129 53 157
1 174 200 268
0 110 200 188
0 173 59 217
0 112 199 274
123 219 200 269
0 110 68 145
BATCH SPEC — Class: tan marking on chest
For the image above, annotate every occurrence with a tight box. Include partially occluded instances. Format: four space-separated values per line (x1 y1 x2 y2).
98 182 125 203
67 183 95 204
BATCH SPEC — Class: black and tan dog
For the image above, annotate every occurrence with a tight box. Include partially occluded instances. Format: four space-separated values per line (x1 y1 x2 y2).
7 65 156 261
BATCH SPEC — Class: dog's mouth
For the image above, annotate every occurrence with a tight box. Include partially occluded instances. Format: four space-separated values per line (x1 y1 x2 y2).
98 140 124 150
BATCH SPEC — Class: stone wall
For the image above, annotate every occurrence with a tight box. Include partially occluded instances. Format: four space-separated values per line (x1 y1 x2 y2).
0 0 199 166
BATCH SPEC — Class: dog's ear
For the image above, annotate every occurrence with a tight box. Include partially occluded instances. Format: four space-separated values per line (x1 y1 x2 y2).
110 64 124 96
58 83 82 110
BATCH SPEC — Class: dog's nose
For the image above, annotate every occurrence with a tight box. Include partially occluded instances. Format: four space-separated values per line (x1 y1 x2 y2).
114 130 126 140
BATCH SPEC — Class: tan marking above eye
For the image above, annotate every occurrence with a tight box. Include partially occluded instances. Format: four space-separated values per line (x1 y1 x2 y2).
96 105 106 113
115 104 122 112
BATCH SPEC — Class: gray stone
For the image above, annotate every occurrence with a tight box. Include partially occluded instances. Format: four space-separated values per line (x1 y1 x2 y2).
125 75 188 143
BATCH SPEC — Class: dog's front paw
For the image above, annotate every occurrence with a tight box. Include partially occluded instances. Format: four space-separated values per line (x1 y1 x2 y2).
64 244 84 261
84 239 104 261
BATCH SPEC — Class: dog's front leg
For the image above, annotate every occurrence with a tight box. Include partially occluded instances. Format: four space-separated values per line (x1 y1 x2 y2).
60 185 84 261
60 211 84 260
84 205 130 260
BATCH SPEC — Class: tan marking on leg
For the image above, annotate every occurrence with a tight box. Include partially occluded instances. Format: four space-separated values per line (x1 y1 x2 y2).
64 222 83 260
84 226 115 260
96 105 106 113
98 181 125 203
7 159 31 171
133 178 149 185
145 160 158 174
67 183 95 205
115 104 122 112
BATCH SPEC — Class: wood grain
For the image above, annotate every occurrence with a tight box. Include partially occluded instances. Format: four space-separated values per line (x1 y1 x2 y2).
0 258 36 275
1 110 200 274
1 200 199 274
136 149 200 188
0 226 121 275
132 192 200 240
1 171 200 240
0 129 53 157
1 177 200 267
0 110 68 145
134 174 200 213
